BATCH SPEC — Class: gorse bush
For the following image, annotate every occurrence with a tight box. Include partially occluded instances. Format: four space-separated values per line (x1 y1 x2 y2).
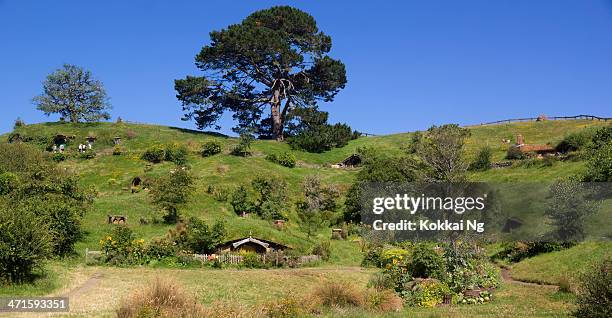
573 258 611 318
201 141 222 157
266 152 296 168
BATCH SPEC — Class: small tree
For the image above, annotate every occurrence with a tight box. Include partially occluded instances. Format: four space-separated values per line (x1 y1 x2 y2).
252 175 288 220
415 124 470 182
297 175 339 237
583 143 612 182
231 133 254 157
573 258 611 318
184 218 226 254
150 168 195 223
33 64 111 123
230 185 254 216
545 180 599 242
469 146 492 171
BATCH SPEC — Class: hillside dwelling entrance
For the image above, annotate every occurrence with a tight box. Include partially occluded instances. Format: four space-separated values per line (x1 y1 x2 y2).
216 236 288 254
332 154 362 169
131 176 142 187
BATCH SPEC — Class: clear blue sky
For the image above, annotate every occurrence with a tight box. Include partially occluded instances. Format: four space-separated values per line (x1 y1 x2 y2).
1 0 611 136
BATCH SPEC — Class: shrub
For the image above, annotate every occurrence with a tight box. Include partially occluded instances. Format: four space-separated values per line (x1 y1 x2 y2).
241 251 266 268
364 288 404 312
207 184 230 202
0 172 17 195
183 218 226 254
469 146 492 171
492 241 571 263
556 131 592 153
149 168 195 224
402 279 452 307
145 238 176 260
79 149 96 160
368 272 398 291
266 152 296 168
506 146 527 160
231 133 253 157
112 145 122 155
141 145 166 163
230 185 254 216
408 244 447 280
201 141 222 157
116 278 205 318
311 240 332 261
164 143 188 165
573 258 611 318
0 205 51 283
100 226 146 265
583 143 612 181
52 152 67 162
14 117 25 129
311 281 364 308
288 123 355 153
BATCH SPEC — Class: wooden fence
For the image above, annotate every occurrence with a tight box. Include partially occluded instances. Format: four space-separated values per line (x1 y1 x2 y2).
469 114 611 127
192 253 321 266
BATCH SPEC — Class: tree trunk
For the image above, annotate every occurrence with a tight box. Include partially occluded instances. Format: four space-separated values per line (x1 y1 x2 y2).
70 112 79 123
271 89 284 141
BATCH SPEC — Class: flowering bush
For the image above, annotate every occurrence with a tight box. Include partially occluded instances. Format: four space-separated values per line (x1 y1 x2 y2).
100 226 146 265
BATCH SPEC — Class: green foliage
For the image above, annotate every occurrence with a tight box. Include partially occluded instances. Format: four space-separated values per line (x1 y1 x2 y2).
174 6 347 140
201 141 222 157
311 240 332 261
556 130 594 153
79 149 96 160
288 122 356 153
415 124 471 182
52 152 67 162
141 144 166 163
0 204 51 284
492 241 572 263
583 142 612 181
266 151 297 168
407 244 447 281
230 185 254 216
33 64 111 123
184 218 226 254
0 172 17 195
402 279 452 308
14 117 25 129
469 146 492 171
241 251 265 269
164 143 188 165
230 133 254 157
100 226 146 265
573 258 611 318
546 180 599 242
506 146 527 160
251 174 288 220
297 175 339 236
149 168 195 223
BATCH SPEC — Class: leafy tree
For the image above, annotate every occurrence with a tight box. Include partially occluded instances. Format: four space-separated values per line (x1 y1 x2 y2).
185 218 226 254
149 168 195 223
251 175 288 219
583 143 612 182
414 124 470 182
469 146 492 171
231 132 254 157
545 180 599 242
0 143 93 257
33 64 111 123
174 6 347 140
230 185 254 216
297 175 339 236
0 203 51 283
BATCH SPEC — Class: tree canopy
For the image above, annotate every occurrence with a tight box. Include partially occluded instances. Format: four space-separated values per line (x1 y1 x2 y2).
175 6 346 140
33 64 111 123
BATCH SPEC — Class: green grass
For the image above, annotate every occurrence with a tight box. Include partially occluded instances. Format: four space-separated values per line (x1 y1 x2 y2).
4 119 610 255
511 241 612 286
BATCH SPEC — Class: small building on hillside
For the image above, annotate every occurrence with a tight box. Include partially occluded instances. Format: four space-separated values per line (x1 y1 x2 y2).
332 154 361 169
510 134 556 157
216 236 288 254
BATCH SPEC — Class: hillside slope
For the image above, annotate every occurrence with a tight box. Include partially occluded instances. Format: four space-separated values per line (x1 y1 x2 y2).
3 119 609 254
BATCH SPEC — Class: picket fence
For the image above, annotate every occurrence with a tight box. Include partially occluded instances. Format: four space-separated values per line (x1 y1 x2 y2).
192 253 321 266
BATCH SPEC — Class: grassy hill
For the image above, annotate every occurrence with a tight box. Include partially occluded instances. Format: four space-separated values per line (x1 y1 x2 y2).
3 119 610 257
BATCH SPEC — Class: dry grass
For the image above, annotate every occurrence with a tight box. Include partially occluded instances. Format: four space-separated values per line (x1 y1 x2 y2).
364 289 404 313
116 278 205 318
310 281 365 308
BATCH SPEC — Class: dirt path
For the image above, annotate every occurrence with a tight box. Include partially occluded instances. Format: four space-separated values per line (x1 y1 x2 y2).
61 272 103 298
500 267 558 290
